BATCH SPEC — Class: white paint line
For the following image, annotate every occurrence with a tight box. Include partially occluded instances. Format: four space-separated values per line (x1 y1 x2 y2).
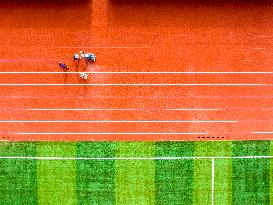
0 84 269 86
13 132 208 135
4 107 273 111
55 46 152 49
0 108 220 111
252 132 273 134
173 34 191 37
0 120 237 123
212 158 215 205
257 35 273 38
0 155 272 160
0 71 272 74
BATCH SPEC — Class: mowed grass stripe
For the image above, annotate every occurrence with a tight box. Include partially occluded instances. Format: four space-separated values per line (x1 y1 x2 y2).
193 141 232 205
193 142 213 205
37 142 77 205
271 141 273 205
212 142 232 205
155 142 194 204
115 142 156 205
0 142 37 204
232 141 270 204
76 142 115 204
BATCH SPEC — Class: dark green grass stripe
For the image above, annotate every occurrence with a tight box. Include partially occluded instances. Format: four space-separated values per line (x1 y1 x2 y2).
37 142 77 205
115 142 155 205
232 141 270 205
76 142 115 205
155 142 194 205
0 142 37 205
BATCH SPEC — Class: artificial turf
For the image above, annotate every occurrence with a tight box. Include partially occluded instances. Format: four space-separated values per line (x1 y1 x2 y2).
0 141 271 205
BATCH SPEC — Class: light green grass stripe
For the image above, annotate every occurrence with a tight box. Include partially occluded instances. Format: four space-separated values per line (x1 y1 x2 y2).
213 142 232 205
0 142 37 205
37 142 77 205
271 141 273 205
155 142 194 205
193 141 232 205
115 142 156 205
193 142 212 205
232 141 270 205
76 142 115 205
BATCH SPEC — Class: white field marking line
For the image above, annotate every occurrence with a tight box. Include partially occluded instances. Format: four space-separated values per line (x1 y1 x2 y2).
0 71 273 74
0 108 221 111
0 120 237 123
13 132 208 135
0 155 272 160
0 84 270 86
212 158 215 205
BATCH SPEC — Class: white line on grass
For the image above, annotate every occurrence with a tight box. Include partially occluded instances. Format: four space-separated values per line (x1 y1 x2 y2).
0 120 237 123
0 156 272 160
0 84 269 86
212 158 215 205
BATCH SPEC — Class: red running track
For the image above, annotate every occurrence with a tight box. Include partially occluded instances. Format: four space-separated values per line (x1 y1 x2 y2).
1 0 273 141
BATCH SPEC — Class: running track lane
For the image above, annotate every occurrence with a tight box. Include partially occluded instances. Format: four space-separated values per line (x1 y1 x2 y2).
1 0 273 140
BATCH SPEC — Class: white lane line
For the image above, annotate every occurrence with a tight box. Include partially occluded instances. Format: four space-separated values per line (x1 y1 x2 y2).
1 95 272 99
0 71 272 74
257 35 273 38
56 46 152 49
0 84 269 86
13 132 208 135
0 108 221 111
252 132 273 134
212 158 215 205
0 120 237 123
0 155 271 160
2 107 273 111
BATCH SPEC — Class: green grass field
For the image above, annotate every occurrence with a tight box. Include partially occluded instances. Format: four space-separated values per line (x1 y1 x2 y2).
0 141 272 205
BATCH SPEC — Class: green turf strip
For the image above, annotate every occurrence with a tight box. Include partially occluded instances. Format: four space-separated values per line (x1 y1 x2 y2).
76 142 115 205
37 142 77 205
0 142 37 205
193 141 232 205
193 142 213 205
115 142 155 205
155 142 194 205
211 142 232 205
271 141 273 205
232 141 270 205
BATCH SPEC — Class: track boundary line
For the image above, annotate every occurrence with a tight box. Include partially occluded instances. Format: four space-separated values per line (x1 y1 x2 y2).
0 156 271 160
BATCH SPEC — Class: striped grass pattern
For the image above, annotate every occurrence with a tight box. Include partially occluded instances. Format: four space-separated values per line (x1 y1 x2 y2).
0 141 271 205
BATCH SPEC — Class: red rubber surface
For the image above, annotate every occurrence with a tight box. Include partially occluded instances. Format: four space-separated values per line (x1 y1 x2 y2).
1 0 273 141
